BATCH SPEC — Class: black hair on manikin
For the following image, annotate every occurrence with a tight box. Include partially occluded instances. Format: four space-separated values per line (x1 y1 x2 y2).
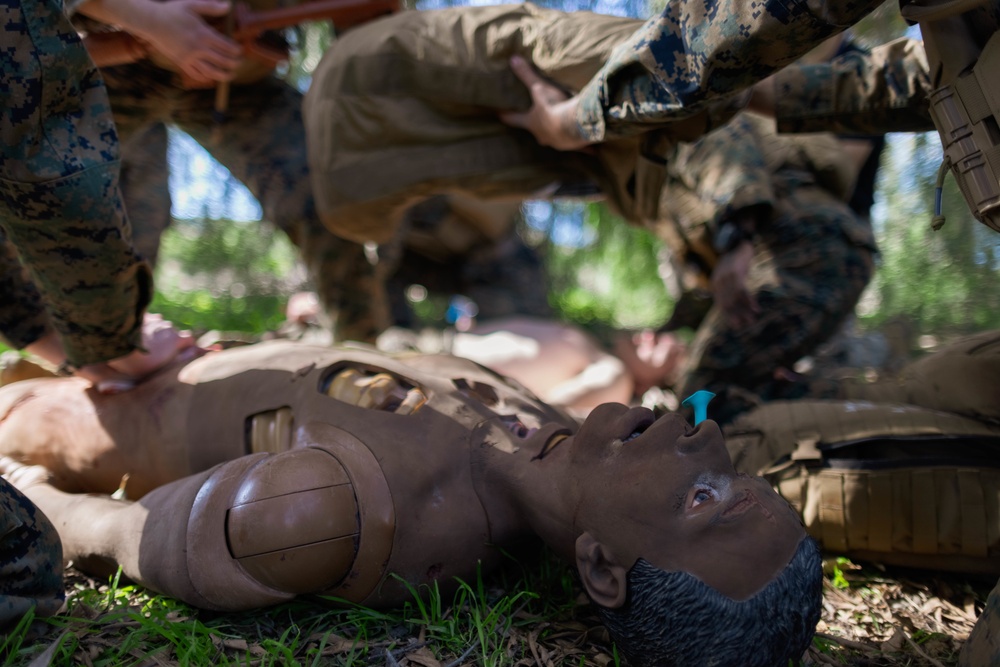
596 537 823 667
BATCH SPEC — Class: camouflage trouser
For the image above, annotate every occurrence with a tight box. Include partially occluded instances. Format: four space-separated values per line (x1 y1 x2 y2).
379 196 552 327
675 181 875 425
99 62 383 343
0 478 63 629
0 0 150 365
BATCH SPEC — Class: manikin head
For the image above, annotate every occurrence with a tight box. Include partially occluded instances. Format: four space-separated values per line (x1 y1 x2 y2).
556 403 822 667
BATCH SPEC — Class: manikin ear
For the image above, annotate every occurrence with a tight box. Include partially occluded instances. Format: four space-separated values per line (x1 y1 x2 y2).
575 532 628 609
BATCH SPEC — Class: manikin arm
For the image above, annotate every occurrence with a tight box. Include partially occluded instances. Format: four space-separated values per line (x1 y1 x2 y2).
17 447 358 612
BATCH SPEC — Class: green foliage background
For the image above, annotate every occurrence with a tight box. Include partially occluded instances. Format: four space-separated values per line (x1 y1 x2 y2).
151 216 305 334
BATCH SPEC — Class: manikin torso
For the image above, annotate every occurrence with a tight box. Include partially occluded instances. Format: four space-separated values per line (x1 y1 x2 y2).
0 342 576 606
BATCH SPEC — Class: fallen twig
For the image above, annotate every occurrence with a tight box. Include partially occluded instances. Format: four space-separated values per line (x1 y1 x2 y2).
442 643 477 667
903 631 948 667
814 631 882 653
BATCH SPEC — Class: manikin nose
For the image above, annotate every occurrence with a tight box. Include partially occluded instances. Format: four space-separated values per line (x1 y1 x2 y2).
676 423 712 455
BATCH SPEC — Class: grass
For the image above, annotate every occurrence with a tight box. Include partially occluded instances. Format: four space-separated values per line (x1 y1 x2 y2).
1 546 621 667
3 551 991 667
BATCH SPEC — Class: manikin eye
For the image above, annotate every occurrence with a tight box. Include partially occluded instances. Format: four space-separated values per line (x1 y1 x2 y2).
691 489 713 507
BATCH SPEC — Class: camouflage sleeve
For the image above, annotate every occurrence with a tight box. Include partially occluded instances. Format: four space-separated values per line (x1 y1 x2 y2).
669 115 775 234
773 38 934 134
0 478 64 629
573 0 885 143
0 235 50 352
0 0 151 366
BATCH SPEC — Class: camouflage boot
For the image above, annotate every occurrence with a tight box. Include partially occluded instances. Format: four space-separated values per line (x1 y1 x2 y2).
0 471 64 629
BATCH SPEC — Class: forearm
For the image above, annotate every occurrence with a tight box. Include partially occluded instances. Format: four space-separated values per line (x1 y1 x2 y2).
772 38 933 134
573 0 885 142
23 484 141 571
73 0 161 41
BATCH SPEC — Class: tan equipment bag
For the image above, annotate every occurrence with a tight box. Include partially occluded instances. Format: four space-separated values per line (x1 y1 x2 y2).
724 330 1000 576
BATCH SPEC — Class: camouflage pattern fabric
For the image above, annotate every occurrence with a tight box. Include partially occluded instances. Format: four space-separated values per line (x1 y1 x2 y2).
577 0 882 142
92 59 383 342
772 37 934 135
573 0 885 142
0 0 150 366
0 478 63 629
656 113 877 425
380 196 552 328
118 122 171 266
768 1 998 136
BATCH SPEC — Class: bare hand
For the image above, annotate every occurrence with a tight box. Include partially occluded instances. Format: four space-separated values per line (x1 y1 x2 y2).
499 56 590 151
613 330 686 393
103 313 197 381
141 0 243 85
76 314 198 394
712 241 759 327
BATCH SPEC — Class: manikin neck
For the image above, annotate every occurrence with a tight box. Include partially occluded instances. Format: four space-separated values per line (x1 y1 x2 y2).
473 431 581 563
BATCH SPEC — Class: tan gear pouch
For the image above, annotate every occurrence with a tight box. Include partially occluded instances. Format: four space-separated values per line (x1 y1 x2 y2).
726 400 1000 575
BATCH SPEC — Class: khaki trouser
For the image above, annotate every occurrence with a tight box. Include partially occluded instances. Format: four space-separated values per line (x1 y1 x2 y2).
305 3 735 244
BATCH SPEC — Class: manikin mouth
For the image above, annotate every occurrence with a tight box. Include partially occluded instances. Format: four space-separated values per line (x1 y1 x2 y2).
622 428 644 444
620 411 656 444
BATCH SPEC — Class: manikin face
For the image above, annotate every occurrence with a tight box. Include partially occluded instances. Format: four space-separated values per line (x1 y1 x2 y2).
569 403 806 601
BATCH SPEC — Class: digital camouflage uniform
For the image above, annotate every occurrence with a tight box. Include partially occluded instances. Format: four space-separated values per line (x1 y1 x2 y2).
381 196 552 328
0 477 63 629
571 0 886 142
68 4 387 343
770 0 999 136
656 111 877 425
771 37 934 135
0 0 150 366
